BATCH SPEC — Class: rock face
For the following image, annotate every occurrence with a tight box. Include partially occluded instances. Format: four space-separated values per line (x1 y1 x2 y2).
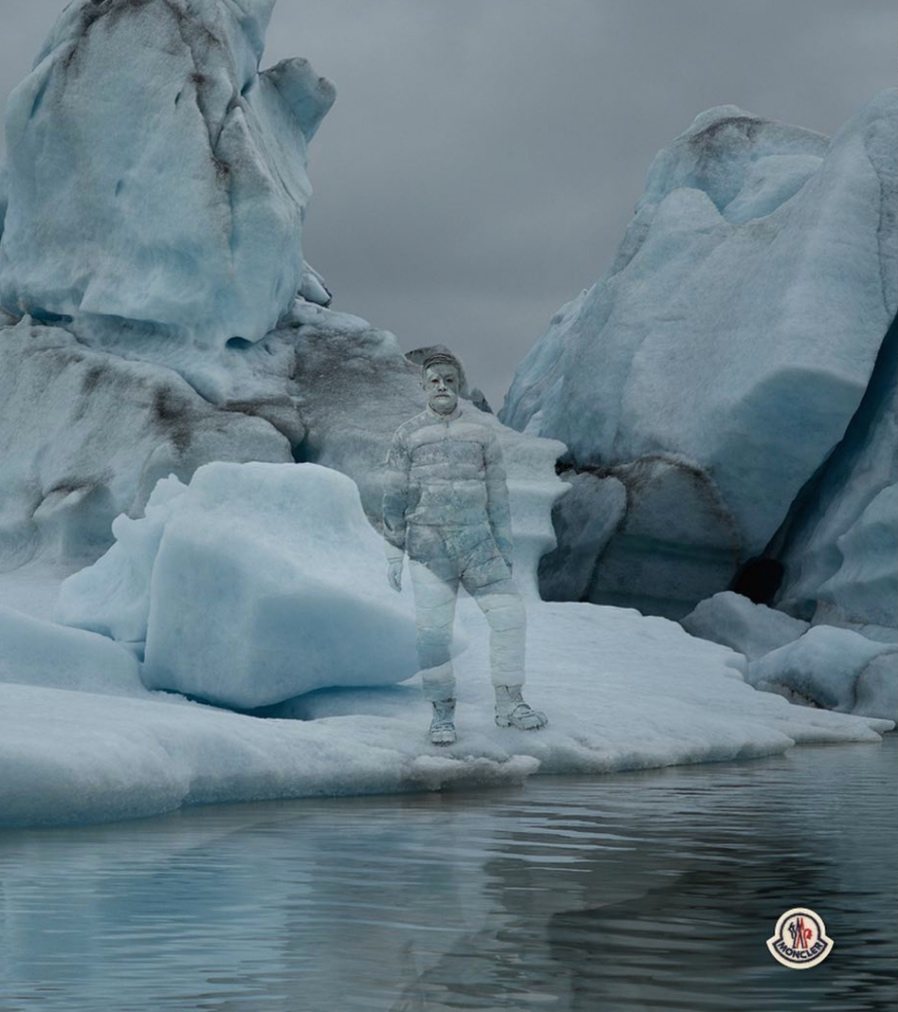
0 0 334 350
502 92 898 621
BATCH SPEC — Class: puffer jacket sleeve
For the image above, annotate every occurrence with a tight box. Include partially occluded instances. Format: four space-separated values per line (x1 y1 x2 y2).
484 430 513 567
382 425 412 562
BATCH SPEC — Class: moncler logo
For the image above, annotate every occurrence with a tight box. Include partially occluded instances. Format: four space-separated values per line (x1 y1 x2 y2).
766 907 833 969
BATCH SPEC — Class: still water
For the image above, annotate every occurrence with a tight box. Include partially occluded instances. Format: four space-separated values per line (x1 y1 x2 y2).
1 736 895 1012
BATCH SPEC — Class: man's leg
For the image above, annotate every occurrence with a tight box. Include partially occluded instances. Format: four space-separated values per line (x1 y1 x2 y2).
473 584 546 728
408 557 459 703
471 582 527 690
461 529 547 730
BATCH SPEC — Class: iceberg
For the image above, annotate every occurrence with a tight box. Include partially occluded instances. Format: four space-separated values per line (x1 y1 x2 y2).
0 319 291 571
775 317 898 637
502 92 898 621
0 604 142 697
747 625 898 720
537 471 626 602
0 299 565 587
681 591 808 661
7 447 886 829
285 319 568 601
0 1 565 585
56 475 189 645
0 0 334 351
61 462 421 709
2 457 878 828
3 588 890 827
0 0 892 831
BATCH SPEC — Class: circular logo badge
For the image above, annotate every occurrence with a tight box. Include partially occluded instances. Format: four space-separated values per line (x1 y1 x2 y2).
766 907 833 969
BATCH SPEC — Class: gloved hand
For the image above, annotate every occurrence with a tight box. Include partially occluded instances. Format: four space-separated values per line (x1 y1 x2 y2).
387 558 403 592
494 535 514 576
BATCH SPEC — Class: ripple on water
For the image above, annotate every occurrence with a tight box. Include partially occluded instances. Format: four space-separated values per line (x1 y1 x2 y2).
0 738 895 1011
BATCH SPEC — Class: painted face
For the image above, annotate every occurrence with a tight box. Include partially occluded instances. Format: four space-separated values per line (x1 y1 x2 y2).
423 363 460 415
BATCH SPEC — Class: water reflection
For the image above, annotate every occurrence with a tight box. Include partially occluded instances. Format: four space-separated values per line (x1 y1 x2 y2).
0 739 895 1011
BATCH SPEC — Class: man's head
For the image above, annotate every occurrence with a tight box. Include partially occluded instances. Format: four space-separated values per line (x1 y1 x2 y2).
422 351 461 415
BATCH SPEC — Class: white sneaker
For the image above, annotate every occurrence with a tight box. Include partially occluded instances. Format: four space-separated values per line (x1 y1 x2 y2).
429 698 457 745
495 685 548 730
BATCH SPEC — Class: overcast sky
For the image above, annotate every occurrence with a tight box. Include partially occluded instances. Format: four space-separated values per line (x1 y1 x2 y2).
1 1 895 407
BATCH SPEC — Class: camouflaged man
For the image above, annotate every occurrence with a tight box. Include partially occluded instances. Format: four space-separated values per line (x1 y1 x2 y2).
383 350 547 745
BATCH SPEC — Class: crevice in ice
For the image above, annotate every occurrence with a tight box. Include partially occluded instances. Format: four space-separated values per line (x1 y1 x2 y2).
161 0 237 249
869 137 897 318
28 75 50 120
728 555 783 605
289 435 313 464
30 307 74 325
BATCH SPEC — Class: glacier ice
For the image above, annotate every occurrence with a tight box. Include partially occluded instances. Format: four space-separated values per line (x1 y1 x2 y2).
288 320 567 600
0 297 566 589
0 0 334 350
57 475 189 644
681 592 809 661
0 0 893 828
502 92 898 621
775 316 898 637
537 471 625 602
62 461 422 709
561 455 743 616
681 587 898 719
0 604 143 697
0 0 565 590
298 261 333 307
0 319 291 571
2 592 891 828
139 455 418 704
747 625 898 720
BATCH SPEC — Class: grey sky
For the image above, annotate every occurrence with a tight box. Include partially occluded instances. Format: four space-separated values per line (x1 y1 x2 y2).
1 1 895 407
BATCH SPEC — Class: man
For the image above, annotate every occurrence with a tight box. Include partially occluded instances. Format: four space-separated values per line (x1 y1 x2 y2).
382 349 547 745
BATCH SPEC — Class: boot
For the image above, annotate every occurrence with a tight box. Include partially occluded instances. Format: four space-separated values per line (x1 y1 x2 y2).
495 685 548 730
429 698 457 745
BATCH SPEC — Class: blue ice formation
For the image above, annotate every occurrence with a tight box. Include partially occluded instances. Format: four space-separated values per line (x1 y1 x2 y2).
681 591 809 662
0 319 292 572
775 315 898 639
503 91 898 622
746 626 898 721
679 591 898 720
0 604 143 698
60 462 420 709
0 0 334 349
